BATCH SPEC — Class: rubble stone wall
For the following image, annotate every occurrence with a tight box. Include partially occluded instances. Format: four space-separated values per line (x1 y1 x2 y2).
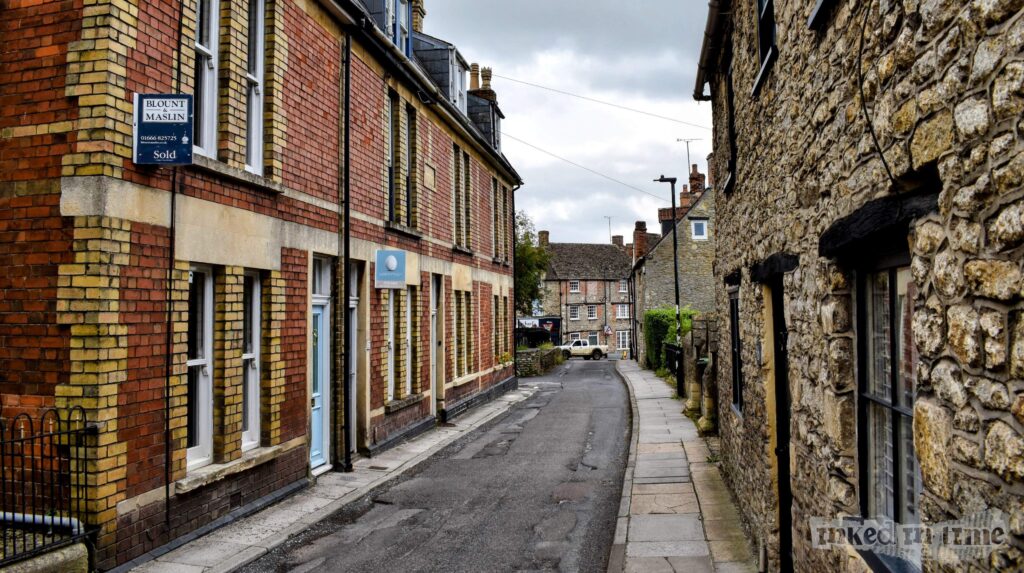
705 1 1024 571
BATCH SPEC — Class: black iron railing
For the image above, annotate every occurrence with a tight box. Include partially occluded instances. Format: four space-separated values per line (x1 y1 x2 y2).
0 407 96 566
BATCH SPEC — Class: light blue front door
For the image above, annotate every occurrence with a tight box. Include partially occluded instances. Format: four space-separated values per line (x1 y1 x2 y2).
310 305 328 468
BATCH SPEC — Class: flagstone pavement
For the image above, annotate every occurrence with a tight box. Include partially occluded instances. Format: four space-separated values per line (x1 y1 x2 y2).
609 360 757 573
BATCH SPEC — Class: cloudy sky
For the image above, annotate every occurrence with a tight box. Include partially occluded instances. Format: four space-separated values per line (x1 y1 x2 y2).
424 0 714 244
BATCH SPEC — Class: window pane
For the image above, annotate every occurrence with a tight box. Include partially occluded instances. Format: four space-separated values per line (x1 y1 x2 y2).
312 259 323 295
242 360 252 432
895 267 916 409
243 274 254 354
198 0 211 47
588 332 598 346
188 272 205 359
187 365 202 448
247 0 260 75
867 402 895 520
193 55 206 148
866 271 892 401
899 413 922 526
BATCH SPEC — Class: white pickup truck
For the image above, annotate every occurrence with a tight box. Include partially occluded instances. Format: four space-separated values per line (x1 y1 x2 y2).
557 339 609 360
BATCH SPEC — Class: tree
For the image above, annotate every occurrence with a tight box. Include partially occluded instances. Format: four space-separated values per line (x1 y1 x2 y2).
514 210 550 316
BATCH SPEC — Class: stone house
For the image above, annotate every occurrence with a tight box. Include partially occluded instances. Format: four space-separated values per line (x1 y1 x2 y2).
0 0 518 568
632 171 716 366
695 1 1024 571
538 232 634 354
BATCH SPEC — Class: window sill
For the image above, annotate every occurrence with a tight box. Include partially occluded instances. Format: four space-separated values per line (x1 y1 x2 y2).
385 221 422 240
452 245 474 256
385 392 425 414
751 45 778 98
176 436 304 495
191 155 286 194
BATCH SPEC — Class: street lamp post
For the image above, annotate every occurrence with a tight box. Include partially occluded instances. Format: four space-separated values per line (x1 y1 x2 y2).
654 175 681 345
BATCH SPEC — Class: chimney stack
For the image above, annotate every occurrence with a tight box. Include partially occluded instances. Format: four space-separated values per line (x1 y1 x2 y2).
470 63 480 90
706 153 715 189
689 164 706 195
470 66 498 102
412 0 426 33
632 221 648 260
538 230 549 247
611 235 623 247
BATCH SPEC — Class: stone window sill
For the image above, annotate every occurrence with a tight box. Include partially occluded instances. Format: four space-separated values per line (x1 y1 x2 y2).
452 245 474 257
385 221 423 240
385 392 425 414
191 155 286 194
176 436 303 495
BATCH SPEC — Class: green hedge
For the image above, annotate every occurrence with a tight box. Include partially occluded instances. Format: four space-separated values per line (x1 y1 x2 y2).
643 307 696 370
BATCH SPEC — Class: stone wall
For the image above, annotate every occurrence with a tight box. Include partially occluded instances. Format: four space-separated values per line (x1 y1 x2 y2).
701 1 1024 571
515 348 560 378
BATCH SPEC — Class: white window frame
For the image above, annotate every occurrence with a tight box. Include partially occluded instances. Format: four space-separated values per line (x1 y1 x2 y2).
569 280 580 293
186 265 214 471
193 0 219 158
396 0 410 55
588 332 599 346
587 305 597 320
619 279 628 293
244 0 265 175
568 306 580 321
387 289 397 401
569 332 581 342
405 286 414 396
616 304 629 319
241 270 261 451
616 330 631 350
691 219 709 241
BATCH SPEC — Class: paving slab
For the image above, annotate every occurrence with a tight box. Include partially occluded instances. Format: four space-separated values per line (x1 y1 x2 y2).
630 492 700 515
628 514 704 542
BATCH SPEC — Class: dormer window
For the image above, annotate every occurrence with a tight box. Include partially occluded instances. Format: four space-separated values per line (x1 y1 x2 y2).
451 58 467 113
493 112 501 150
396 0 410 56
382 0 411 56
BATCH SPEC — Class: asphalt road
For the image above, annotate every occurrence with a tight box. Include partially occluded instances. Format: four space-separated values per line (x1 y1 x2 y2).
242 359 630 573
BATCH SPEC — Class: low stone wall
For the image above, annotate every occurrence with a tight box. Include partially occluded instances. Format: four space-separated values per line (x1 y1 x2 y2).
515 348 560 377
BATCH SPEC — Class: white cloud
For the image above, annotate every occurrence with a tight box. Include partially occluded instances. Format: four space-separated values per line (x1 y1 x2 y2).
424 0 714 244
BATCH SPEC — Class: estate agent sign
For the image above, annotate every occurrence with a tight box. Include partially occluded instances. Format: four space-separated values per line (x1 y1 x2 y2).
133 94 193 165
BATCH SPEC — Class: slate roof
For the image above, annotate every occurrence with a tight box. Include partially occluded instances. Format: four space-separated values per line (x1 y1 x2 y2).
545 243 632 281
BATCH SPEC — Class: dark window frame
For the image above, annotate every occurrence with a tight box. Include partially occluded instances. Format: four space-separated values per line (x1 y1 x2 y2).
752 0 777 97
855 246 922 573
728 286 743 414
387 90 399 223
807 0 835 30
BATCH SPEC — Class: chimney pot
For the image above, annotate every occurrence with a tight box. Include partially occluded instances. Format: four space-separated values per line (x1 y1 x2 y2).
470 63 480 90
481 67 492 90
538 230 549 246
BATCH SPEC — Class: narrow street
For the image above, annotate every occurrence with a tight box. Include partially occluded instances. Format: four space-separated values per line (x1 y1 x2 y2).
243 360 629 573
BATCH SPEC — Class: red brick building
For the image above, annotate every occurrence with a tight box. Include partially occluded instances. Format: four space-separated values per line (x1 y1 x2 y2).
0 0 518 568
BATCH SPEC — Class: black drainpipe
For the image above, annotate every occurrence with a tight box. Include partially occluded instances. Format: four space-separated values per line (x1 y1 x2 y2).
340 31 354 472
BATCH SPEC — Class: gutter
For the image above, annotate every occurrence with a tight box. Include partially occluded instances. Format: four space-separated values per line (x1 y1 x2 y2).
693 0 724 101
